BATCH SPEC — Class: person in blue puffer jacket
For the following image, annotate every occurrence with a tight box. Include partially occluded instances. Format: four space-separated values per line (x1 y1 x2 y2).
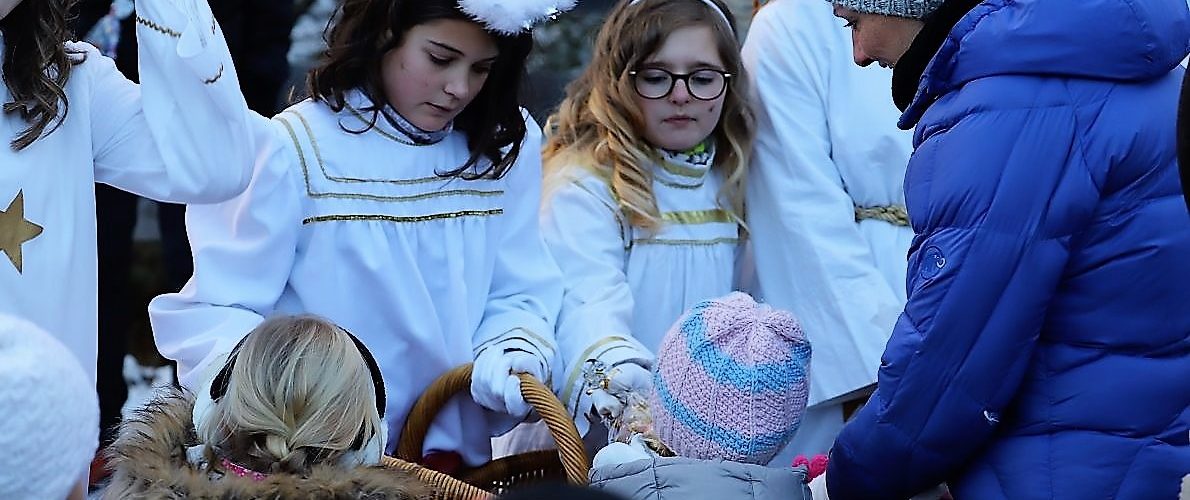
817 0 1190 499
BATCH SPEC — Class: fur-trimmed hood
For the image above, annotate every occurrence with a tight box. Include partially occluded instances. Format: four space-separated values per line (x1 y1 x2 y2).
103 390 429 499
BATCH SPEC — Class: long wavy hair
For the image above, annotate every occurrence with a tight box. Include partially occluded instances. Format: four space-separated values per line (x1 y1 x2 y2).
198 315 384 475
543 0 755 232
1 0 83 151
307 0 533 180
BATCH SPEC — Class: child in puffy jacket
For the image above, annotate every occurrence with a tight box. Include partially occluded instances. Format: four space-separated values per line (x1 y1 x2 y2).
587 293 814 500
103 315 428 499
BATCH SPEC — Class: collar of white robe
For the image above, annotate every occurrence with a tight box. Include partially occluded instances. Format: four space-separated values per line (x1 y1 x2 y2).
381 105 453 146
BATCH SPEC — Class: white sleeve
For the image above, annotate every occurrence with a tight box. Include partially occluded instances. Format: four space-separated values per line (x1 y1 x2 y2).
742 3 902 405
471 115 565 385
91 0 253 204
540 173 653 428
148 117 301 388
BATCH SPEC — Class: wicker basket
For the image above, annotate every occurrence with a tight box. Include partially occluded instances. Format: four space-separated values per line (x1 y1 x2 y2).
381 456 491 500
396 363 590 494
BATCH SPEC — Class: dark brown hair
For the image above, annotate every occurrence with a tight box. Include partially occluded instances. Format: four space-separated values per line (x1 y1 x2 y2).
1 0 83 151
307 0 533 180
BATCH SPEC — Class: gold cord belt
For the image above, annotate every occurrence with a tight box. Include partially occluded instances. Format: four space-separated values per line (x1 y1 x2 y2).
854 205 910 226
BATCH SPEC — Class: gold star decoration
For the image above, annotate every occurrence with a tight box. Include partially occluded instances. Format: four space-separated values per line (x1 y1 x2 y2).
0 190 43 273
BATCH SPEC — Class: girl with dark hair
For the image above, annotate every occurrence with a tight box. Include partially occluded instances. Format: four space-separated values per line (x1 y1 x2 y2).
150 0 574 468
0 0 252 379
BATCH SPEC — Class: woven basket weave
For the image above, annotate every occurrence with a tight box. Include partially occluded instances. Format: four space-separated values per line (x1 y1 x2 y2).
396 363 590 495
381 456 491 500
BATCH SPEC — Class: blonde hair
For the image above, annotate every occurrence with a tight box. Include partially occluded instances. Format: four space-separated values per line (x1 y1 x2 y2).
543 0 756 232
198 315 383 475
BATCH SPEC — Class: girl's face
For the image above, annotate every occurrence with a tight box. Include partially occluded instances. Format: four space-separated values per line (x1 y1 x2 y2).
632 25 727 152
381 19 499 131
0 0 23 20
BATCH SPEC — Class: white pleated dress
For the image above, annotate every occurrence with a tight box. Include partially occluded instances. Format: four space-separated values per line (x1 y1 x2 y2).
742 0 915 455
150 91 563 465
541 147 742 432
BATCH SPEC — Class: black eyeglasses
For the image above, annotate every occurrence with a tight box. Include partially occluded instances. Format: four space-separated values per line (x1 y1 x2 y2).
628 68 733 101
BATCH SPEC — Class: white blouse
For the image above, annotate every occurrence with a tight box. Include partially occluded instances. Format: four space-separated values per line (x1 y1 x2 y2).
150 90 562 465
742 0 915 406
0 0 253 379
541 150 741 425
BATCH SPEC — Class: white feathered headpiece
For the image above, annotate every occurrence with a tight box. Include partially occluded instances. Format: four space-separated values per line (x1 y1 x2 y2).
457 0 579 35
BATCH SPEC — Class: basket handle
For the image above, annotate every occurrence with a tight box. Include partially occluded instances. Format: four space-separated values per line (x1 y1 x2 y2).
397 363 591 485
382 456 491 500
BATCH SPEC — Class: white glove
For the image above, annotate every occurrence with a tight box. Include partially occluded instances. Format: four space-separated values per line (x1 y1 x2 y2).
591 434 658 469
471 338 550 419
190 351 232 437
588 362 652 422
808 472 829 500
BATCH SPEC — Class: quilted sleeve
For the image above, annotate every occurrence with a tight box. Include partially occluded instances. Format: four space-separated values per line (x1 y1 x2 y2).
826 103 1100 499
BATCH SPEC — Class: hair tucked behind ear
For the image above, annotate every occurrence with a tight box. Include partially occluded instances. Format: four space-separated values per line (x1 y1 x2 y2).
543 0 755 233
1 0 83 151
198 315 383 475
306 0 532 180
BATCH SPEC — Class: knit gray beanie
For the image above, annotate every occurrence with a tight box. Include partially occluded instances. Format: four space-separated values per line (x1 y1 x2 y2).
830 0 946 19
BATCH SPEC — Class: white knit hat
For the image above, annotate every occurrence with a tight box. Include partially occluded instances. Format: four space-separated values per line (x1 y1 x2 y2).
0 314 99 499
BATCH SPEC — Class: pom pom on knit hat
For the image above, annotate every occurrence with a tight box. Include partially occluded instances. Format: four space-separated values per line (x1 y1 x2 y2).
830 0 945 20
649 292 811 464
0 315 99 499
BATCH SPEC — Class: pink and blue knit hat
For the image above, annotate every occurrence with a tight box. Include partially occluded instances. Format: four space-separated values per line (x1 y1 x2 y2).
649 292 811 465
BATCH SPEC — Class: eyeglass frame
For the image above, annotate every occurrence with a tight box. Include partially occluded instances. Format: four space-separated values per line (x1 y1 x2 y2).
627 67 734 101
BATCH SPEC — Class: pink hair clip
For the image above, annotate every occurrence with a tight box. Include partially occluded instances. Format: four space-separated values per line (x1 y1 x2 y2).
220 457 269 482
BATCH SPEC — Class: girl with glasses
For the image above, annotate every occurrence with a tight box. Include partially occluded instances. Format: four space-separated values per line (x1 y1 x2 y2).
536 0 756 447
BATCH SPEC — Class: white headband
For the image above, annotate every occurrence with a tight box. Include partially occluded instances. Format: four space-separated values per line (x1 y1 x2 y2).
458 0 579 35
628 0 734 32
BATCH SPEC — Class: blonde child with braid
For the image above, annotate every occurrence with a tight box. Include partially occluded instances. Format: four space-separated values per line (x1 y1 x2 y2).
103 315 427 498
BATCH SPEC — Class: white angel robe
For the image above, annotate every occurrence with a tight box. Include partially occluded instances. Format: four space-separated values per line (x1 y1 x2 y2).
742 0 915 454
0 0 253 379
540 149 741 428
149 90 563 465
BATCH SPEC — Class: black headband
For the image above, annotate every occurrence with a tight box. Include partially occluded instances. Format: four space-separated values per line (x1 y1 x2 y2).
210 325 387 418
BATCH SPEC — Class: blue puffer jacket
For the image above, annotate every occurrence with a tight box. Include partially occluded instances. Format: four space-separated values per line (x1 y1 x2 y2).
826 0 1190 499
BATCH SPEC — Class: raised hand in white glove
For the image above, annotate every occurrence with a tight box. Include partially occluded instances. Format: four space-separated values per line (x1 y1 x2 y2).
588 362 653 423
471 338 550 419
